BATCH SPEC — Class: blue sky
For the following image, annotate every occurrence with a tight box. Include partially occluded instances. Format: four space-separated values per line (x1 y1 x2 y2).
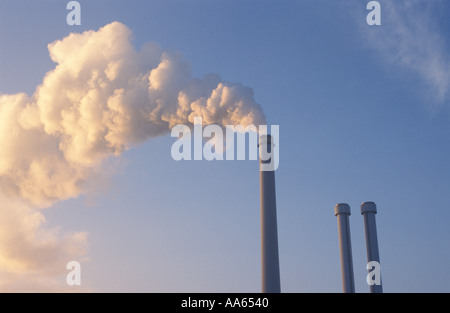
1 0 450 292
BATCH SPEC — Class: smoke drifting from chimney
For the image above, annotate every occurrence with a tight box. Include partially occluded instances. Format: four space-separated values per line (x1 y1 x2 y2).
0 21 265 289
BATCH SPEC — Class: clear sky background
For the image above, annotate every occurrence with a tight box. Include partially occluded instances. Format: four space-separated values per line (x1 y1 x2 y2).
1 0 450 292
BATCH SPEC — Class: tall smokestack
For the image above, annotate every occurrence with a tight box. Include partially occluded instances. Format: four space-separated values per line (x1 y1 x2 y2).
334 203 355 293
259 134 281 293
361 202 383 293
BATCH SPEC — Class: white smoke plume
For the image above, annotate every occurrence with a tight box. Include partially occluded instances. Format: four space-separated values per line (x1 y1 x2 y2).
0 21 265 290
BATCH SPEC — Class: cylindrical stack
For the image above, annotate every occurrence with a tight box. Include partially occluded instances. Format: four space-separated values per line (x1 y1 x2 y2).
361 202 383 293
334 203 355 293
259 135 281 293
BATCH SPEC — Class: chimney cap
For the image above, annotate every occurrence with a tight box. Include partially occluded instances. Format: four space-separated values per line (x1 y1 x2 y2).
361 202 377 214
335 203 351 216
258 134 273 146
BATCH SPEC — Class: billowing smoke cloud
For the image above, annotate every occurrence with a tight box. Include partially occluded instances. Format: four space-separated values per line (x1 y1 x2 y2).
0 195 88 292
0 21 265 290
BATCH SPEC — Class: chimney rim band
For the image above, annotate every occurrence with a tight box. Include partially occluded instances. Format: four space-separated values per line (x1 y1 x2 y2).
335 203 351 216
361 202 377 214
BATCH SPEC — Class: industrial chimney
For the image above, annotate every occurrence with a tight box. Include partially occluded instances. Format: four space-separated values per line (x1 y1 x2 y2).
259 134 281 293
361 202 383 293
334 203 355 293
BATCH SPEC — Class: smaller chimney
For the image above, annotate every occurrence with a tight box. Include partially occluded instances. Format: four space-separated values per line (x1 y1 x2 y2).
335 203 355 293
361 202 383 293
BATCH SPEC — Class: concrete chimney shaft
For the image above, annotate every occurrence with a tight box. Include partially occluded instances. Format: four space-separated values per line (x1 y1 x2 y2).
259 135 281 293
335 203 355 293
361 202 383 293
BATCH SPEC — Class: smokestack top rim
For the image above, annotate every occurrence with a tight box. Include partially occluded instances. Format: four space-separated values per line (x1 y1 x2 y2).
258 134 275 147
335 203 351 216
361 201 377 214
